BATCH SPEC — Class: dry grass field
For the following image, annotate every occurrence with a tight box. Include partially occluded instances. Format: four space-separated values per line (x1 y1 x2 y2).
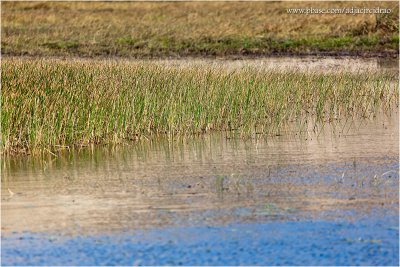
2 1 399 58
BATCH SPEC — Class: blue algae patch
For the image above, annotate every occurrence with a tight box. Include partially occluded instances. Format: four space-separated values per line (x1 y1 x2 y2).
2 218 399 266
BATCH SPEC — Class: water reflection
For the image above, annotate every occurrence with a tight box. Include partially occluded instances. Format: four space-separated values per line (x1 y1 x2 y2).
1 114 399 235
378 58 399 71
53 56 399 74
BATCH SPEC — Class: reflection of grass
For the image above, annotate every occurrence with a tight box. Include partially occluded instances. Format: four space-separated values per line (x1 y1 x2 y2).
335 170 398 189
2 1 398 57
257 203 295 216
215 176 225 195
1 58 398 154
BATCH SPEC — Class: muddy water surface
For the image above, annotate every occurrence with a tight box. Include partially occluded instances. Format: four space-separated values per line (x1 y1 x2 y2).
150 56 399 73
20 55 399 73
2 114 398 236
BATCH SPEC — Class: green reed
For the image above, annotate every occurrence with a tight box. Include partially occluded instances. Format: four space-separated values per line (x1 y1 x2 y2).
1 58 398 154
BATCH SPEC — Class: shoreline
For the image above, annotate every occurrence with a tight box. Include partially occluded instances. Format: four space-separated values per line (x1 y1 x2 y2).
2 50 399 61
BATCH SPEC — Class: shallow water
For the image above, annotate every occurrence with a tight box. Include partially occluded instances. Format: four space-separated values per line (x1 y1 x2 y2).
17 55 399 73
2 112 399 265
149 56 399 73
2 219 399 266
2 114 398 236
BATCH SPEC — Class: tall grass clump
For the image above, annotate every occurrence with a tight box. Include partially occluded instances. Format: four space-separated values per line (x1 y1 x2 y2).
1 58 398 155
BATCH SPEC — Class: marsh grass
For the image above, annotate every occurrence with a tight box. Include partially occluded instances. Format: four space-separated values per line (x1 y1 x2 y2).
1 58 398 155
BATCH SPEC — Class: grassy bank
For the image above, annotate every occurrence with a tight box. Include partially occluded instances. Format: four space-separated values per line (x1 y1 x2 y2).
2 1 399 58
1 58 398 155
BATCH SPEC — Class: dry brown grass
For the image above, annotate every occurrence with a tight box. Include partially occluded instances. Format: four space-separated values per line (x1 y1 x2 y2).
2 1 399 57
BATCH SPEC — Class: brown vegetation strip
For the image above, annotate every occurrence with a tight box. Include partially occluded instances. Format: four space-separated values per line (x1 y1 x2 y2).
1 1 399 58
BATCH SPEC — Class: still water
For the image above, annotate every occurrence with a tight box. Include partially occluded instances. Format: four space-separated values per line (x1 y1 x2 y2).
39 56 400 74
2 114 398 236
149 56 399 73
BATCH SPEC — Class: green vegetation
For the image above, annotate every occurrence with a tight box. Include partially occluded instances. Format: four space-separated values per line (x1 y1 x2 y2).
1 58 398 155
2 1 399 58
